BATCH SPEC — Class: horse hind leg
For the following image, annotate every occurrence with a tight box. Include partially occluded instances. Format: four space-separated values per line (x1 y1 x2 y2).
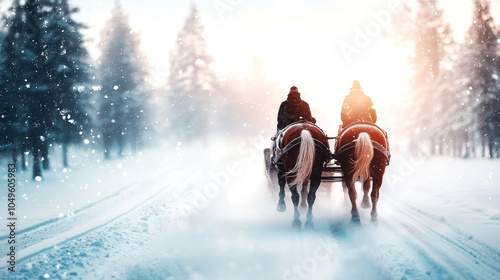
276 165 287 212
370 172 384 225
345 176 360 225
300 180 308 209
361 177 372 209
342 180 349 206
288 178 301 228
305 178 320 229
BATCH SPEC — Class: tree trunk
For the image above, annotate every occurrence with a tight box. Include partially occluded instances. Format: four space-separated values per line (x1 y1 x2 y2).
11 146 17 166
430 137 436 156
457 136 463 158
488 129 494 159
495 138 500 158
21 149 27 170
118 134 124 157
104 133 111 160
41 139 50 169
131 139 137 155
451 137 458 157
481 135 486 158
471 133 477 158
62 142 69 167
464 132 470 158
32 134 42 180
62 131 70 167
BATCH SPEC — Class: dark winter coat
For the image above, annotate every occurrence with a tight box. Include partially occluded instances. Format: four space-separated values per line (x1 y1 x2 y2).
277 92 315 131
341 92 377 126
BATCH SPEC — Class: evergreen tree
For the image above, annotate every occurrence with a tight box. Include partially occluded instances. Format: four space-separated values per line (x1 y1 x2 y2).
0 0 93 177
43 0 93 166
0 22 16 159
0 1 33 169
404 0 454 155
435 64 465 156
0 0 56 179
457 0 500 158
167 4 218 142
98 3 148 159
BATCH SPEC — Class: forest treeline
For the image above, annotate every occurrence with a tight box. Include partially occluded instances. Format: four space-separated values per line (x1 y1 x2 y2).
0 1 280 180
1 0 499 181
392 0 500 158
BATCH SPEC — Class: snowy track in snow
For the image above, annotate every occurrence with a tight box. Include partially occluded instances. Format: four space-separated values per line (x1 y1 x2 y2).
2 152 500 279
0 166 184 268
383 195 500 279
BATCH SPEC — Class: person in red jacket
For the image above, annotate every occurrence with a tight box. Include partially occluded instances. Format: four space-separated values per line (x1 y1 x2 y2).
277 86 316 132
341 80 377 127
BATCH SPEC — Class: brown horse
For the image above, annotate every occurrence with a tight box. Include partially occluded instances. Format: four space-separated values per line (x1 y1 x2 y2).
274 121 330 229
334 122 390 225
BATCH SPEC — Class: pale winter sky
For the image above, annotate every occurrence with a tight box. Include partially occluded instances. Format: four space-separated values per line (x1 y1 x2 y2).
1 0 499 127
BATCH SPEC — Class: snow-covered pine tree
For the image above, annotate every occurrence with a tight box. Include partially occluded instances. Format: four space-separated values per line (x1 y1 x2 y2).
0 0 60 179
404 0 454 155
435 63 465 156
0 9 21 164
43 0 93 167
98 3 148 159
457 0 500 158
167 4 218 143
454 44 480 158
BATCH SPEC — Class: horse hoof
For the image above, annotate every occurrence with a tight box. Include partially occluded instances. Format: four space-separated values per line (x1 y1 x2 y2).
305 221 314 230
277 203 286 212
350 212 361 226
350 218 361 227
361 200 371 209
370 213 378 225
292 219 302 229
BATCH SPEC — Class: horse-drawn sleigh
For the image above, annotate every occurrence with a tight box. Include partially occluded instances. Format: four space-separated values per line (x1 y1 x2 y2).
264 120 390 228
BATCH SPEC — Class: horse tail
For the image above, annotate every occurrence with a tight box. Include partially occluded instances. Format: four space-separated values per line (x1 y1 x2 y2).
287 130 315 188
352 132 373 182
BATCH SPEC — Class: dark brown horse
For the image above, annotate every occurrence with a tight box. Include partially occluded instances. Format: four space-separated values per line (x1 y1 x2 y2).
274 121 329 229
334 122 390 225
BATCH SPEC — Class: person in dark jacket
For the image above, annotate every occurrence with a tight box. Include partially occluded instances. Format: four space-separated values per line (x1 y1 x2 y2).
340 80 377 127
273 86 316 188
277 86 316 132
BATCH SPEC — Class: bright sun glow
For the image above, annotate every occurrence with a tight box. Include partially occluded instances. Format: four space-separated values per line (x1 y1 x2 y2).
71 0 414 130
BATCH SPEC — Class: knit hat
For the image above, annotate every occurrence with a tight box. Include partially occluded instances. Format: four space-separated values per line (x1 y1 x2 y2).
350 80 363 90
289 86 299 94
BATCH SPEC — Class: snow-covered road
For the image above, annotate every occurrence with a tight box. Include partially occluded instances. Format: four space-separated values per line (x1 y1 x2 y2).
1 144 500 279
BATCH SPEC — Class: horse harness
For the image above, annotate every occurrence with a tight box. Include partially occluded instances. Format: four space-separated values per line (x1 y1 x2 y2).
335 139 391 165
334 121 391 165
272 123 330 165
271 121 390 166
